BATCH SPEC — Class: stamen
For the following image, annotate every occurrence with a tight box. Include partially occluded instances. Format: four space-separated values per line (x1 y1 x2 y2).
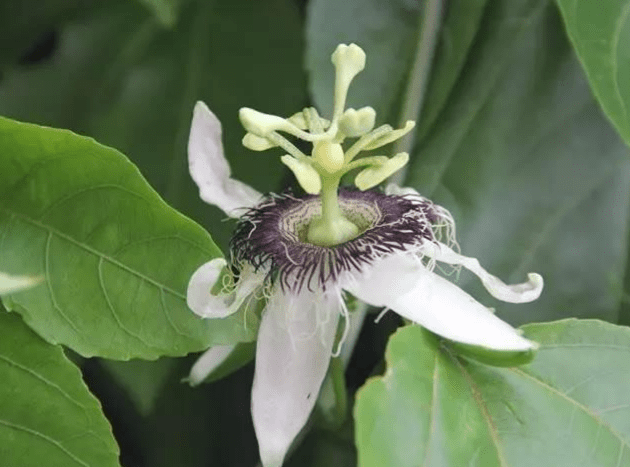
344 124 394 162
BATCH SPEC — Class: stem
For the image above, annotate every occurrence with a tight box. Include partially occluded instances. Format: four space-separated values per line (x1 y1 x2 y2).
389 0 444 185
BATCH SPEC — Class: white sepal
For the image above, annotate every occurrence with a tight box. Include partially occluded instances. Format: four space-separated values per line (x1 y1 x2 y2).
187 258 263 319
188 101 262 218
187 344 237 386
420 242 543 303
346 253 536 351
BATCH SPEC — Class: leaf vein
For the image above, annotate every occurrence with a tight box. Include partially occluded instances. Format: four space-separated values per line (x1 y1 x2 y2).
0 354 86 410
0 418 91 467
512 368 630 450
97 257 153 349
446 348 509 466
421 354 440 467
45 233 81 334
4 208 186 300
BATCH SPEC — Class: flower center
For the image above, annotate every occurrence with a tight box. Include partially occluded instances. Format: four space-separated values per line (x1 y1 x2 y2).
230 190 449 292
237 43 417 248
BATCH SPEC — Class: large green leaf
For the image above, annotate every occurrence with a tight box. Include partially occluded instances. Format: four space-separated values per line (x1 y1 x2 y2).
355 320 630 467
306 0 487 130
0 0 91 69
0 311 120 467
555 0 630 147
407 0 630 325
0 116 254 359
306 0 422 121
136 0 182 27
0 0 306 251
100 358 177 415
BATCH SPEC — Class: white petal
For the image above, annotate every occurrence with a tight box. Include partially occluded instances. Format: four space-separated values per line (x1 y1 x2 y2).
252 289 340 467
186 258 264 318
0 272 40 294
188 344 237 386
346 254 536 351
420 242 543 303
188 101 262 217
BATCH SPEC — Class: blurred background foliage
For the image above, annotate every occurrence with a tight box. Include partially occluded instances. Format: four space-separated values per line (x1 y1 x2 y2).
2 0 630 465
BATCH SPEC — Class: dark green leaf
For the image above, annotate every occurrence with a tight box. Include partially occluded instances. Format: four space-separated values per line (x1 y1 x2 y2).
555 0 630 147
286 429 356 467
0 311 120 467
355 320 630 467
0 116 254 359
306 0 422 121
407 0 630 325
101 358 177 415
0 0 306 251
0 0 91 68
414 0 489 140
136 0 181 27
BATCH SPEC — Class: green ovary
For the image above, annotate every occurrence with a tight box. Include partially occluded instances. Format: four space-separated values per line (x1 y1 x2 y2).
306 176 359 247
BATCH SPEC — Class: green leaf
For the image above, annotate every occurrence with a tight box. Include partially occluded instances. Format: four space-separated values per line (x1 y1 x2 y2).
136 0 181 27
407 0 630 325
0 0 306 251
0 311 120 467
414 0 489 140
134 357 258 467
0 0 89 69
285 429 356 467
355 320 630 467
0 116 254 359
101 358 177 415
555 0 630 147
306 0 487 132
306 0 422 120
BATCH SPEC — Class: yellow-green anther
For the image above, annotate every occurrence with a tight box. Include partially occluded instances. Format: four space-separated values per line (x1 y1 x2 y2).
313 141 345 173
331 44 366 121
344 124 393 162
339 107 376 137
280 155 322 194
242 133 276 151
363 120 416 150
354 152 409 190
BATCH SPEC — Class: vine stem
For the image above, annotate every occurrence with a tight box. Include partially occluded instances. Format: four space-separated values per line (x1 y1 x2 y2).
390 0 445 185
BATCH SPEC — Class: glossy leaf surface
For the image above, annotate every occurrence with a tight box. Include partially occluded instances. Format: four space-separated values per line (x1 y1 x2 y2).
556 0 630 147
0 311 121 467
0 0 305 251
0 116 254 359
407 1 630 325
355 320 630 467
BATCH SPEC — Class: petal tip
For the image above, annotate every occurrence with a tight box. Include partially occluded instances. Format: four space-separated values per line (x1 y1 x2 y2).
186 258 228 318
